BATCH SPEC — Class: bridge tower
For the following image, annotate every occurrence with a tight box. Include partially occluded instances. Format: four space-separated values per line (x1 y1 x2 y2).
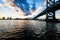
46 0 55 20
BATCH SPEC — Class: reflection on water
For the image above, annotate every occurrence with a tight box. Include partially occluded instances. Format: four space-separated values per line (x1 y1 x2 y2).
46 22 57 32
41 22 60 40
0 20 60 40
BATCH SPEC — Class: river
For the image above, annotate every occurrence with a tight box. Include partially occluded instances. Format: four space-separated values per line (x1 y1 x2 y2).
0 20 60 40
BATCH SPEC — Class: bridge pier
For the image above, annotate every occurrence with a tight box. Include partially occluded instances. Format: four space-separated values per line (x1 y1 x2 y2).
46 0 56 22
46 11 56 22
46 11 55 19
46 11 60 22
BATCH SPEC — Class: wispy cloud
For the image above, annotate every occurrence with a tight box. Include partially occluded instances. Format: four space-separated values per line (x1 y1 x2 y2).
44 0 46 5
26 6 43 18
0 0 46 18
0 13 7 18
0 0 25 18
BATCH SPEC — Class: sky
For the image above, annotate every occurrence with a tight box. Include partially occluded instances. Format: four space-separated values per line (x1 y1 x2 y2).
0 0 60 19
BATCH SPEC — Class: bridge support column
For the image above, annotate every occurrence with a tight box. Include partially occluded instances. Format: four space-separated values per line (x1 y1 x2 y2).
46 11 56 22
46 0 56 22
46 11 55 19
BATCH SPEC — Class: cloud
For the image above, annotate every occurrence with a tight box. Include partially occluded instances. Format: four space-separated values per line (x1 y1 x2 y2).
0 0 25 18
0 0 46 18
0 13 3 18
12 0 30 15
0 13 7 18
43 0 46 5
32 6 43 16
26 6 43 18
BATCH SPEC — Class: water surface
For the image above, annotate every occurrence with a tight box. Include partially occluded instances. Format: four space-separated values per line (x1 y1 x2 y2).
0 20 60 39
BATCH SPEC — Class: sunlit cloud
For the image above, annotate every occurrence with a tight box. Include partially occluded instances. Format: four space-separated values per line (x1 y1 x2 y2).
0 0 25 18
32 6 43 16
44 0 46 5
0 13 3 18
0 13 7 18
26 6 43 18
0 0 48 19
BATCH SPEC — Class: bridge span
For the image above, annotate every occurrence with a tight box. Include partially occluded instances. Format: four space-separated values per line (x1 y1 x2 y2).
34 0 60 22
